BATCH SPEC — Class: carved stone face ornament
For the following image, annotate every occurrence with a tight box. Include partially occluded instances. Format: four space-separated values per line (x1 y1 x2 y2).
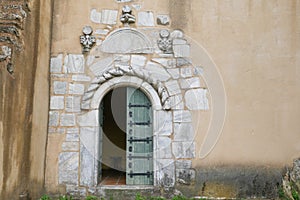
80 26 96 53
120 5 136 25
157 29 173 54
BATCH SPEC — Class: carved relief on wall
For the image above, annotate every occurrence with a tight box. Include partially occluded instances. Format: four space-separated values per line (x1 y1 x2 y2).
0 0 29 76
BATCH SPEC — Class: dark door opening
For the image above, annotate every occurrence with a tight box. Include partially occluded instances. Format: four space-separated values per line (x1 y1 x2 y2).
99 87 154 186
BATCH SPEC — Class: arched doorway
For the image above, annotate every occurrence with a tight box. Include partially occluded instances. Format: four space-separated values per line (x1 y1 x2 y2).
99 86 153 185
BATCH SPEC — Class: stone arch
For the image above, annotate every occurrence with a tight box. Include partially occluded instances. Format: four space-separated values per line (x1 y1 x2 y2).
101 28 154 54
81 66 171 110
78 76 163 187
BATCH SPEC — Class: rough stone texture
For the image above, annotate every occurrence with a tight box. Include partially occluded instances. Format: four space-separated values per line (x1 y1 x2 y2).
176 160 192 169
138 12 155 26
66 96 81 113
172 142 195 159
78 111 99 127
72 75 91 82
180 67 193 78
157 15 170 25
167 69 180 79
50 96 65 110
50 54 63 73
176 169 196 185
145 61 171 81
168 95 184 110
185 89 209 110
155 111 173 136
89 57 114 76
49 111 59 127
152 58 176 68
131 55 147 69
165 80 181 96
157 137 172 159
66 185 87 197
58 152 79 185
193 66 204 76
69 83 85 95
174 123 194 141
63 54 85 74
53 81 67 94
179 77 201 89
66 133 79 142
90 9 101 24
173 111 192 123
156 159 175 187
62 142 79 151
60 114 76 127
173 44 190 58
101 10 118 25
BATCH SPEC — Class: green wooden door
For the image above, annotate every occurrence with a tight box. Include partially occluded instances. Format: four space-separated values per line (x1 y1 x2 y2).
126 87 153 185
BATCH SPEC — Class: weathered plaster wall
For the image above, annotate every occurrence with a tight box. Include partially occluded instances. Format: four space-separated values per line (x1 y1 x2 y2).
0 0 53 199
50 0 300 166
46 0 299 198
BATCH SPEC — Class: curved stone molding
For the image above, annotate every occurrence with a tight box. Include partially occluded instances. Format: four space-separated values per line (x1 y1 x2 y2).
101 28 154 54
81 66 171 110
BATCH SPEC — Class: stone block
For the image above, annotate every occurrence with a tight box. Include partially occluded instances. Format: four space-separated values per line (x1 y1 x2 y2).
173 44 190 58
180 67 193 78
176 160 192 169
131 55 147 69
53 81 67 94
165 80 181 96
48 128 65 134
90 9 101 24
64 54 85 74
194 66 204 76
49 111 59 126
185 89 209 110
69 83 85 95
172 142 195 159
50 54 63 73
168 95 184 110
176 169 196 185
78 110 99 127
50 96 64 110
89 57 114 76
152 58 176 68
66 185 87 198
67 128 79 134
72 75 91 82
66 133 79 142
177 58 192 67
156 159 175 187
95 29 109 35
179 77 201 89
58 152 79 185
116 0 132 2
62 142 79 151
114 54 130 68
60 113 76 127
155 111 173 136
101 10 118 25
157 137 172 159
167 69 180 79
145 61 171 82
80 143 97 187
173 111 192 123
157 15 170 25
138 11 154 26
174 123 195 141
173 39 187 45
66 96 81 113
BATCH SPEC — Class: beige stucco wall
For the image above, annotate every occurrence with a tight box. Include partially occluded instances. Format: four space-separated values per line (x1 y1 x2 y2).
50 0 300 167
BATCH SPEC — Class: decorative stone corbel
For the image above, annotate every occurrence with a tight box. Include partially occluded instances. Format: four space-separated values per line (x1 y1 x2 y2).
157 29 173 54
80 26 96 53
120 5 136 26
